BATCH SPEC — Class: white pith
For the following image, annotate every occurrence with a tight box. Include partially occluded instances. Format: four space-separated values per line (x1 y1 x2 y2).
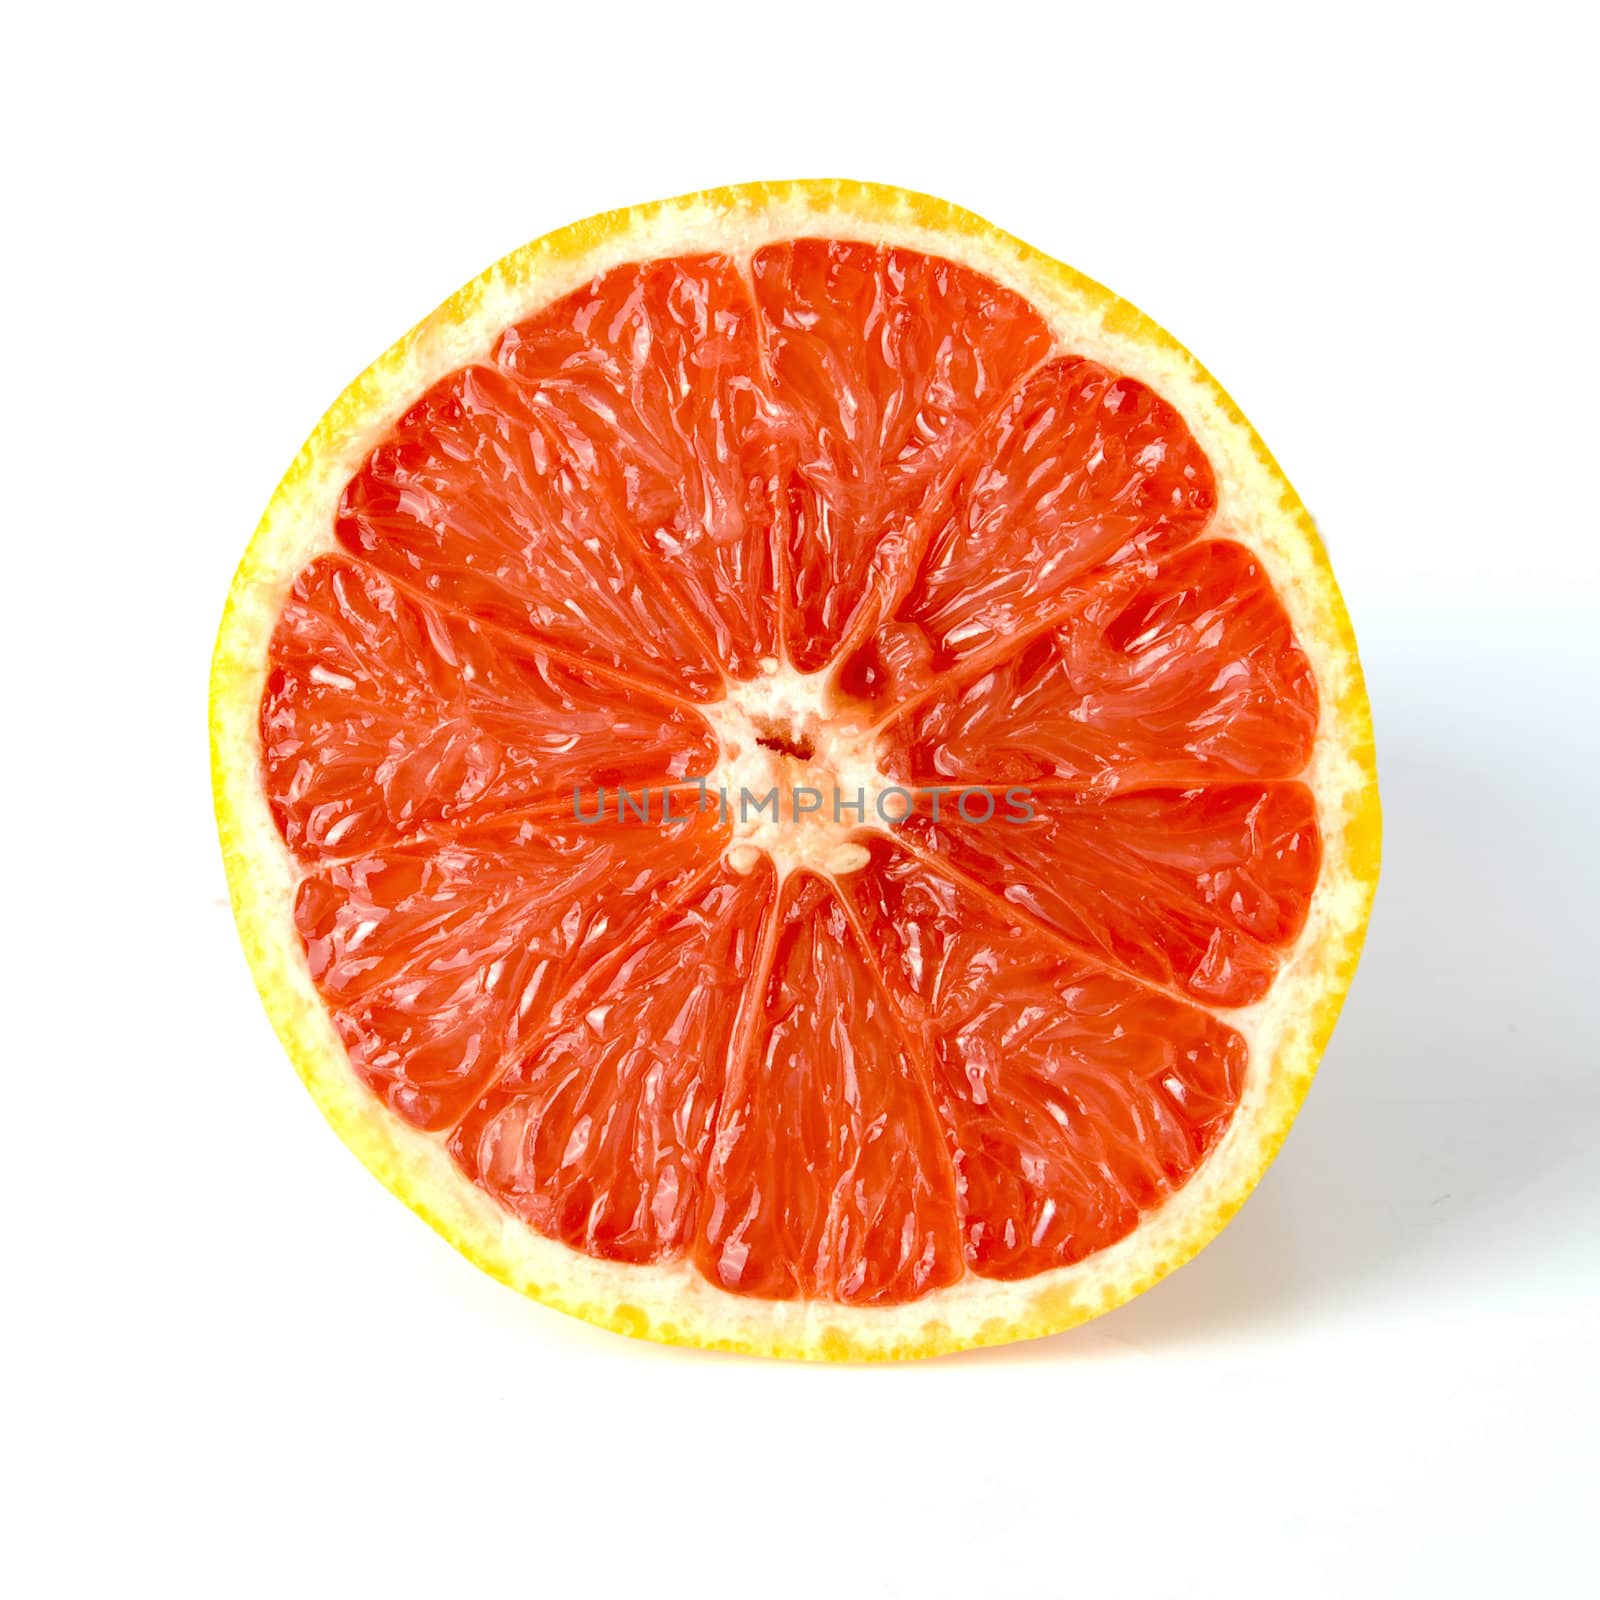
211 180 1380 1359
702 660 886 880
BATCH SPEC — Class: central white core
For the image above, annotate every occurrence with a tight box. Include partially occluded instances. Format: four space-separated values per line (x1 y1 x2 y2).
701 659 889 879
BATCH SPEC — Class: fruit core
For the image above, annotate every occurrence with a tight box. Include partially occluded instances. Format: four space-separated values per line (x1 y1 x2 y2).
703 663 886 879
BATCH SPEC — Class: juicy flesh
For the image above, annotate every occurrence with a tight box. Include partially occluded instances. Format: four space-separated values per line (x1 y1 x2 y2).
261 240 1320 1303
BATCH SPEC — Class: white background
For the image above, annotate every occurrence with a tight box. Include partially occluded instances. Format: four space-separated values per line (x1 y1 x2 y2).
7 4 1596 1595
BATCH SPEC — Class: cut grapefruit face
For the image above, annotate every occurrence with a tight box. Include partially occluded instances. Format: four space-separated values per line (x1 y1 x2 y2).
212 181 1379 1359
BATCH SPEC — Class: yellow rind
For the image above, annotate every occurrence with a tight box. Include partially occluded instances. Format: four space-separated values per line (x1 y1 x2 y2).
211 179 1381 1361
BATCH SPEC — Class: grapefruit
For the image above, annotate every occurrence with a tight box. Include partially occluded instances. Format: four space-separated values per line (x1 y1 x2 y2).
212 180 1380 1358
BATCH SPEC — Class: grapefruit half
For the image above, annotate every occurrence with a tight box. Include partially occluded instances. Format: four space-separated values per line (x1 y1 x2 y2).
212 180 1380 1359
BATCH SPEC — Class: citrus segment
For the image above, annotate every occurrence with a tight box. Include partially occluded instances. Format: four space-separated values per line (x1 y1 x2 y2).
878 538 1319 789
213 181 1381 1358
293 811 727 1129
843 841 1248 1277
843 357 1217 704
749 240 1052 670
898 781 1319 1007
451 861 772 1262
263 557 716 858
495 256 782 677
335 364 722 698
695 872 965 1303
906 357 1214 641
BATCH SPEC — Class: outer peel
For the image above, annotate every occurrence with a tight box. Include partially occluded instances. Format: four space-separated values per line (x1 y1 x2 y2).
211 179 1381 1360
